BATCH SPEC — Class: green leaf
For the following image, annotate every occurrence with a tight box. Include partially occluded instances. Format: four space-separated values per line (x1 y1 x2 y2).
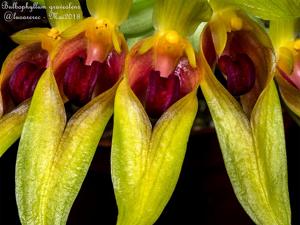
86 0 132 25
153 0 212 36
44 0 83 31
0 101 29 157
120 0 154 38
210 0 300 20
112 79 198 225
41 84 117 225
199 48 290 225
16 69 66 225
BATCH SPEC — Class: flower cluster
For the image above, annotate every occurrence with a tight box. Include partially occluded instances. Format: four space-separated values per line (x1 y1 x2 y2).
0 0 299 225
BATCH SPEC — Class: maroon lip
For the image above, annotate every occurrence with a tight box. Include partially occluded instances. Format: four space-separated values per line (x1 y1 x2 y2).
2 44 49 108
129 45 199 119
9 61 46 104
63 57 102 106
144 70 180 118
203 27 257 96
56 48 125 106
218 53 255 96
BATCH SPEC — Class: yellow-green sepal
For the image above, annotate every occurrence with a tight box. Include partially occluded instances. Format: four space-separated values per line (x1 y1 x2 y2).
86 0 132 26
251 81 290 224
16 69 66 225
16 68 118 224
153 0 212 36
37 83 118 225
210 0 300 20
44 0 83 32
199 48 290 225
0 101 29 157
112 79 198 225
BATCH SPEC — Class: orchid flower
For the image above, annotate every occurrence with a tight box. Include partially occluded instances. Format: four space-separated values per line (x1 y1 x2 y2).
0 0 82 157
111 0 212 224
199 2 291 224
15 0 131 224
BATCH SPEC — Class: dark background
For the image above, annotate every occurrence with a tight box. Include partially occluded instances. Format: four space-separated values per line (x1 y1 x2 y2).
0 0 299 224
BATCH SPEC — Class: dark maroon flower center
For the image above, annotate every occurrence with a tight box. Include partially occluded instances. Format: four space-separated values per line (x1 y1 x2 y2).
218 53 255 96
131 57 196 119
61 50 124 106
144 71 180 118
203 28 256 96
63 58 101 106
9 61 46 104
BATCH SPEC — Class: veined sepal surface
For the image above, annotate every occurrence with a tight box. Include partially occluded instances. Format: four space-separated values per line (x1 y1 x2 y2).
199 47 290 225
16 69 118 225
111 79 198 225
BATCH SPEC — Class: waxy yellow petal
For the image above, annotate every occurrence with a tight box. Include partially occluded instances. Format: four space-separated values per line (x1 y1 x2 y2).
11 28 50 45
209 17 227 56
